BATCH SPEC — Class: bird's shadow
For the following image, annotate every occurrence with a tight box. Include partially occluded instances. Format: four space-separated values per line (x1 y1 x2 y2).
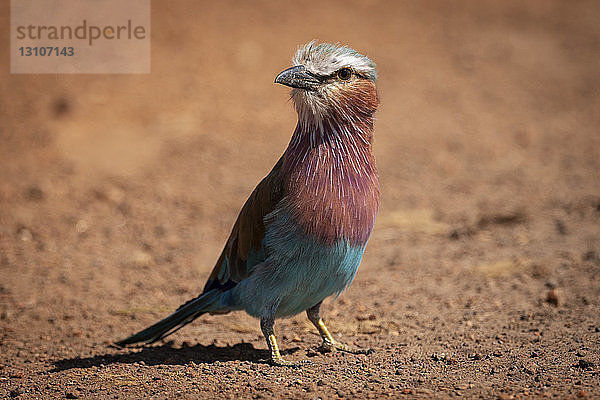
50 341 301 373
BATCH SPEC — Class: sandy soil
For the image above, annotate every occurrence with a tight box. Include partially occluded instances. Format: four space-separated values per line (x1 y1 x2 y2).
1 1 599 398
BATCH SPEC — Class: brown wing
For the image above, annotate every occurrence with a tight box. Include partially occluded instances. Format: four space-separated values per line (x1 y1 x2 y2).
202 157 284 293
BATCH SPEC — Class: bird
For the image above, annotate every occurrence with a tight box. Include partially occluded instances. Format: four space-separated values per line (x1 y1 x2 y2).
115 41 380 366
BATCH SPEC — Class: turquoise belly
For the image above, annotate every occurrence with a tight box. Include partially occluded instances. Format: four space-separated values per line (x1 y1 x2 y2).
224 210 367 318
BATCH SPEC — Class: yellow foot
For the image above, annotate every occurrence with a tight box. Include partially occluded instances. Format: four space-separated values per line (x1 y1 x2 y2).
265 332 311 367
319 339 374 355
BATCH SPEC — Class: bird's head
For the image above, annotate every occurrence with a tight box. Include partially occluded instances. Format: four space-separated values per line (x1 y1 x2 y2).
275 41 379 129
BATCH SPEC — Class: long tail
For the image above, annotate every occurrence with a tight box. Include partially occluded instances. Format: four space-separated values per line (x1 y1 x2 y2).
115 290 222 347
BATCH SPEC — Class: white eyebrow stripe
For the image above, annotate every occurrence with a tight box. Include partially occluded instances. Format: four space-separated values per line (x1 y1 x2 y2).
292 41 377 81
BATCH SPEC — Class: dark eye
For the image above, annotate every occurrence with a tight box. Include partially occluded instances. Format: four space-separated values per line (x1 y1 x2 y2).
337 68 352 81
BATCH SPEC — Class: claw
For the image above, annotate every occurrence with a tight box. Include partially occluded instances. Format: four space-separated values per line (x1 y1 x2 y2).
306 302 375 357
266 335 312 367
261 317 311 367
319 338 373 354
270 356 312 367
266 334 312 367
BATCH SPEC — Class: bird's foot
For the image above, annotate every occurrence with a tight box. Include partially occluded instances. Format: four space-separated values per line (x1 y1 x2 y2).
270 355 312 367
264 331 311 367
318 339 374 355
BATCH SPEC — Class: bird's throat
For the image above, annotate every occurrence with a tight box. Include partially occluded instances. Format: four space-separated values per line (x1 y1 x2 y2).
281 117 380 246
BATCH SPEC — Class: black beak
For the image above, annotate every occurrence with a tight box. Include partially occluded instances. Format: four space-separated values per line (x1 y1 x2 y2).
274 65 320 91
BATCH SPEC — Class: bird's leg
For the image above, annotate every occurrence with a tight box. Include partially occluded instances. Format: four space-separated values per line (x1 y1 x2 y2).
306 302 373 354
260 316 309 367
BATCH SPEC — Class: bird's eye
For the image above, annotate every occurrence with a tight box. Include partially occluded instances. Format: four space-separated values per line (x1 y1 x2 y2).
337 68 352 81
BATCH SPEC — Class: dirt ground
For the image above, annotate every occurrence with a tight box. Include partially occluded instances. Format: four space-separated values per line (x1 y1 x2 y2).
1 1 599 398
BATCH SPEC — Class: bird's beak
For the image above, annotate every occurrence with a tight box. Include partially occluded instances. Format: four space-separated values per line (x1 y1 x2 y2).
274 65 320 91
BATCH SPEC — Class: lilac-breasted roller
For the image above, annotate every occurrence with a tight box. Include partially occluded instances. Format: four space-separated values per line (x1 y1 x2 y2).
116 42 380 366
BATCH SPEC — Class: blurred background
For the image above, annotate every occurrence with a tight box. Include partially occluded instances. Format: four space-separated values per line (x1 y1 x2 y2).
1 0 599 397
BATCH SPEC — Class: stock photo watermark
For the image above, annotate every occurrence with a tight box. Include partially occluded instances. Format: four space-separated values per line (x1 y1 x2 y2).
11 0 150 73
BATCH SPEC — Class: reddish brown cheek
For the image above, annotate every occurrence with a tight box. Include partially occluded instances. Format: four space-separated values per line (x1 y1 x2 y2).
339 80 379 116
